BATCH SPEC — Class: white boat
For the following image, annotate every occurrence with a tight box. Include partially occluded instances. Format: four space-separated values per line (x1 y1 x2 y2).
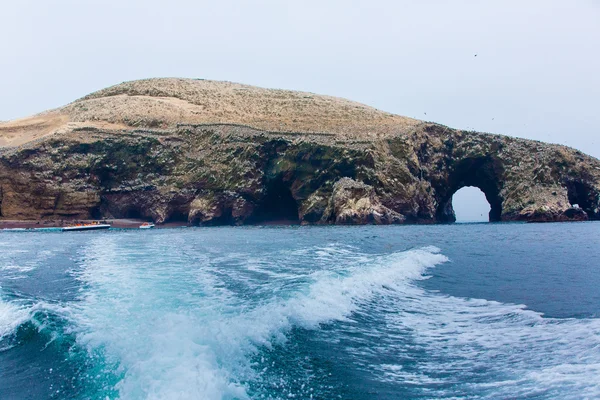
139 223 155 229
62 224 111 232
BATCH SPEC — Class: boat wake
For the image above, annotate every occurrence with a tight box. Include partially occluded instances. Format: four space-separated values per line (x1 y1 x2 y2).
367 275 600 399
68 237 448 399
1 232 599 400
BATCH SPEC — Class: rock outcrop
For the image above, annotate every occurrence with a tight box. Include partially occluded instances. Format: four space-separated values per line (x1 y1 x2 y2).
1 78 599 224
324 178 405 224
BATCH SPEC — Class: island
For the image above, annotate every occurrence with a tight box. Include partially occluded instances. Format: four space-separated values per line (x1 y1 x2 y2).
1 78 598 225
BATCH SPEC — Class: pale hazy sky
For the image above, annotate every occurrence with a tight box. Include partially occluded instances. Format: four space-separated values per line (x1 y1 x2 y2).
1 0 599 221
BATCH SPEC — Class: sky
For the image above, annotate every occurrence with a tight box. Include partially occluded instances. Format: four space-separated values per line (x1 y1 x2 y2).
1 0 599 221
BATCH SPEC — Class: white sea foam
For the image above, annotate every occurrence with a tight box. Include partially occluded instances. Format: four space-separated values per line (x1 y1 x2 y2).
369 272 600 399
72 235 250 400
0 244 57 280
235 246 448 339
0 290 33 342
69 233 600 399
0 265 36 273
71 235 448 400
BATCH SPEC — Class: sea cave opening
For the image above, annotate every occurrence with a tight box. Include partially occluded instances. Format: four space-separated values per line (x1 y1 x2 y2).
566 180 598 220
164 210 190 224
89 206 103 220
124 208 143 219
251 179 300 225
452 186 491 223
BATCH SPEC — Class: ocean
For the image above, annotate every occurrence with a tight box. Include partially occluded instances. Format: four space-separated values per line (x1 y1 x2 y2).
1 223 599 399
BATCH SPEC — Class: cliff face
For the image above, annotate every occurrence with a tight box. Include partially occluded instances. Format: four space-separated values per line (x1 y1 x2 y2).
1 78 599 224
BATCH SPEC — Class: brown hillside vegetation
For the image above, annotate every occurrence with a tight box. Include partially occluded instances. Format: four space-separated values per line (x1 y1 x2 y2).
1 78 420 146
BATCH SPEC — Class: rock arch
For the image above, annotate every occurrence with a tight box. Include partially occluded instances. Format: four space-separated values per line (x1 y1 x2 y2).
435 157 504 223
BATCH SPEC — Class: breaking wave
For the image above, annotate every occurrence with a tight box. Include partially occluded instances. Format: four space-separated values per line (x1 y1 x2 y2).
70 237 448 399
0 295 31 342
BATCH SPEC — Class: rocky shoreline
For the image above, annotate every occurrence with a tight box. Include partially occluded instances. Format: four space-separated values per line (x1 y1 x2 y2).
1 78 599 225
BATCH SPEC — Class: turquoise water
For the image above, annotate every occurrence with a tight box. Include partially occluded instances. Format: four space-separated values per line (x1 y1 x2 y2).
1 223 599 399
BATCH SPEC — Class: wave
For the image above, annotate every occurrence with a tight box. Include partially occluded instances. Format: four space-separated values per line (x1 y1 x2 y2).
231 246 447 342
0 292 75 362
64 233 600 399
0 292 112 400
0 296 31 342
71 235 252 400
70 235 448 400
371 285 600 399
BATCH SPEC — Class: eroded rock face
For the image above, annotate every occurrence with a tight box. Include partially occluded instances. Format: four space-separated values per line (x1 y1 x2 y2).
324 178 405 224
1 78 599 225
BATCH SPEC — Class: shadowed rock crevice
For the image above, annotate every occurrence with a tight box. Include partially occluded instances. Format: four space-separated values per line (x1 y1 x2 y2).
187 192 254 226
94 194 152 220
189 202 235 226
164 210 190 224
208 208 235 226
124 207 143 219
89 205 103 220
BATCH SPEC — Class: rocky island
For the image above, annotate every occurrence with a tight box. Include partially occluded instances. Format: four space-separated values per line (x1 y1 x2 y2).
1 78 599 225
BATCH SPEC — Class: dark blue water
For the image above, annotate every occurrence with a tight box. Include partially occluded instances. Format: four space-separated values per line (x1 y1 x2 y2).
1 223 599 399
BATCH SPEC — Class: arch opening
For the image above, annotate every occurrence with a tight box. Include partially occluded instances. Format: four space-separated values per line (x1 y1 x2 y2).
250 179 300 225
436 157 503 223
452 186 491 223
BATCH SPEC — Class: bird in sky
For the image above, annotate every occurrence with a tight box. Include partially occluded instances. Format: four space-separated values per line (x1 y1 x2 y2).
474 54 478 57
